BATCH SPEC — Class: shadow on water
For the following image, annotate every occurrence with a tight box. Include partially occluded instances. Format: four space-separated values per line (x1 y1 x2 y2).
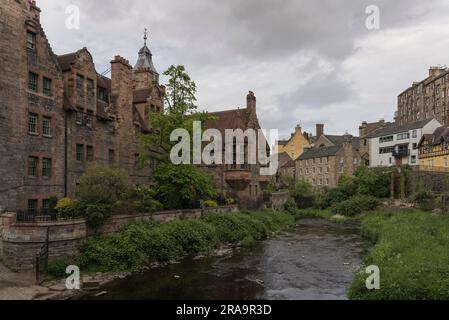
81 218 370 300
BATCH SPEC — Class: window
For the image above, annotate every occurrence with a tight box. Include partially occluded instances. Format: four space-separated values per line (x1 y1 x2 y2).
76 112 83 125
109 149 115 166
42 158 52 178
87 79 94 109
412 130 417 138
86 110 93 128
26 31 36 50
411 155 417 164
28 72 38 92
97 87 109 103
42 116 51 137
86 145 94 162
28 199 38 215
42 199 51 212
28 156 38 177
28 113 38 135
379 135 393 143
76 144 84 162
379 146 395 154
43 77 52 96
412 143 418 150
76 74 84 91
397 132 410 140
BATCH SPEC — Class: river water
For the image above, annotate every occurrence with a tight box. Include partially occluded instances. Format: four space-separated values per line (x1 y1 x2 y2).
82 218 370 300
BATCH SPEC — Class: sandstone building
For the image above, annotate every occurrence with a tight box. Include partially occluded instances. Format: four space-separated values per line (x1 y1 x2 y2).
295 125 361 188
418 124 449 169
397 66 449 126
0 0 164 213
274 125 311 160
201 92 271 209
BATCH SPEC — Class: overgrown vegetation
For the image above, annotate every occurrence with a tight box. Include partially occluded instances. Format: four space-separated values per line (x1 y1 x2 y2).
349 210 449 299
76 210 295 272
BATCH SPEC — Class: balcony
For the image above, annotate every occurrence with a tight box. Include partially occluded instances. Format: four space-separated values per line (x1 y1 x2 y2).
392 149 410 157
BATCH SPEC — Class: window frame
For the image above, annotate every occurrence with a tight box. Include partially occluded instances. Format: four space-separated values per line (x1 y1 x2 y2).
43 77 52 96
28 112 38 135
26 31 36 50
42 116 52 137
28 156 38 178
28 72 38 92
42 158 52 178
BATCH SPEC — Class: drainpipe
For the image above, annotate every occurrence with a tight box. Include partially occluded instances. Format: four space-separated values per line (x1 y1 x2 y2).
64 110 68 197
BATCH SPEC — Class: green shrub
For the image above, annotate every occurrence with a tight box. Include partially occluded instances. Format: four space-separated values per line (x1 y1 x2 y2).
284 197 298 215
242 235 256 248
412 191 435 211
162 219 219 254
85 203 113 229
291 180 315 209
124 186 163 213
331 195 380 216
55 198 80 220
48 258 75 278
76 163 133 206
319 188 349 209
203 200 218 208
225 198 236 205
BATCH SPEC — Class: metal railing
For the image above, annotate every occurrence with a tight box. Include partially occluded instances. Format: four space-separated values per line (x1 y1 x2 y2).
415 165 449 173
392 149 410 157
16 209 83 223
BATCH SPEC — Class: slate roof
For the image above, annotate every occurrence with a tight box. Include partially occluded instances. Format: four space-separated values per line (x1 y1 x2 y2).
420 125 449 145
367 119 434 138
203 108 250 136
298 136 359 160
57 52 77 71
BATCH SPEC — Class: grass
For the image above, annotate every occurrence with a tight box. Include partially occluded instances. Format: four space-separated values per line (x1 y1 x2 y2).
348 209 449 300
56 210 295 275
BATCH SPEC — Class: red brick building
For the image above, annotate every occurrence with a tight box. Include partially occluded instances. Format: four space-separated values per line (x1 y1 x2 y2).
0 0 164 212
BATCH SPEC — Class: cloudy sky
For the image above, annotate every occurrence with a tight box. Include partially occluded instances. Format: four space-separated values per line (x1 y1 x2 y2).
38 0 449 139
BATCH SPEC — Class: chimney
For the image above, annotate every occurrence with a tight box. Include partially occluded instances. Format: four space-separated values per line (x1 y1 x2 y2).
295 124 302 135
429 66 447 78
316 124 324 138
247 91 256 115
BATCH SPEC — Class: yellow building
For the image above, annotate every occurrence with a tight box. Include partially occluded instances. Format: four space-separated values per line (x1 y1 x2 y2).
418 125 449 169
275 125 311 160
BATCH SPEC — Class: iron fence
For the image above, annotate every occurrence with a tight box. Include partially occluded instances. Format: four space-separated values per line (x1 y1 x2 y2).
16 209 83 223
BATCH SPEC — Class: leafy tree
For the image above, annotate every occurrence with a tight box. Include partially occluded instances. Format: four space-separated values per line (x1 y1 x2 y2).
153 163 217 209
291 179 315 209
354 166 391 198
140 65 210 164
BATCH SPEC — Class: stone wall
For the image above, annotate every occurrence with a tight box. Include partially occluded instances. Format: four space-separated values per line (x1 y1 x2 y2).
270 191 290 211
0 205 240 271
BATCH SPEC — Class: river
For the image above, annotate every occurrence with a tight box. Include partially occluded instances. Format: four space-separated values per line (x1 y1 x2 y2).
81 218 370 300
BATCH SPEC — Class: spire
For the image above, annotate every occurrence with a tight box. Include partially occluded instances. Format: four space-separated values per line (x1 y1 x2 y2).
144 28 148 46
134 28 159 83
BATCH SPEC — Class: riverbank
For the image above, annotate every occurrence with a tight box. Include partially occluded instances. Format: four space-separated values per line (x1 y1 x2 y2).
79 218 368 300
297 207 449 300
36 210 296 299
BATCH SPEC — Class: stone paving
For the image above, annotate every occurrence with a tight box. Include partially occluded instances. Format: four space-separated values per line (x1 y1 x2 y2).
0 261 49 300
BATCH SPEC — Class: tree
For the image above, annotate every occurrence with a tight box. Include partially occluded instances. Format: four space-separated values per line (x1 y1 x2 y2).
140 65 210 164
153 163 216 210
140 65 217 209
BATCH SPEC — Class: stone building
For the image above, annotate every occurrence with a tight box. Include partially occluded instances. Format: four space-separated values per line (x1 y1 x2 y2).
274 125 311 160
200 92 271 209
0 0 164 212
295 125 361 188
397 66 449 126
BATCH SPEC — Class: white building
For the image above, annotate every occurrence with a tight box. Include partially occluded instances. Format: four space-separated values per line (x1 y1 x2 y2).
367 119 441 167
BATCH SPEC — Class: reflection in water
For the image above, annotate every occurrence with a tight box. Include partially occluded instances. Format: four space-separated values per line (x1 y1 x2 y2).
82 218 369 300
